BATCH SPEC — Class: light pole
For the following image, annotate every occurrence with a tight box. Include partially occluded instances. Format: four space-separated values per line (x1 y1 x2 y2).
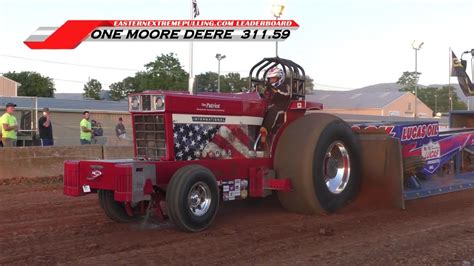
272 2 285 57
216 53 226 93
449 94 453 111
434 93 438 114
412 40 424 119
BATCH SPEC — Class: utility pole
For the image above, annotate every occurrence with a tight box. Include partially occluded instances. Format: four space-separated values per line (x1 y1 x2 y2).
188 0 196 94
412 40 424 119
216 53 226 93
272 3 285 57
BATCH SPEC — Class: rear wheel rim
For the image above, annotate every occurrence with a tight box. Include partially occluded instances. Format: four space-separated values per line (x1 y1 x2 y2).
323 141 351 194
188 182 212 217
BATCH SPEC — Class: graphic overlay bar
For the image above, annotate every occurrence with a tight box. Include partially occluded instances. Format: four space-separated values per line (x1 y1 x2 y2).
24 20 299 49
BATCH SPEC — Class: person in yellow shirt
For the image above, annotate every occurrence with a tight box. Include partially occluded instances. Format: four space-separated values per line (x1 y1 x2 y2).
80 111 92 145
1 102 18 147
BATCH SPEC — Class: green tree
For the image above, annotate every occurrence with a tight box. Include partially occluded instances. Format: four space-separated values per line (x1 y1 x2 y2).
222 72 247 92
109 82 126 101
3 71 55 97
396 71 468 114
305 75 314 94
109 77 138 101
416 86 466 114
195 72 248 92
196 72 218 92
142 53 188 91
130 71 151 92
397 71 420 92
83 78 102 100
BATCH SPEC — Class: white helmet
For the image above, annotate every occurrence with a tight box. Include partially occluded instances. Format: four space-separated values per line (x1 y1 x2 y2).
266 67 285 87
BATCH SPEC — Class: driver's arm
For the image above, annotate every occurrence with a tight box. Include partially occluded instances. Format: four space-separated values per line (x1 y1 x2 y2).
273 88 289 96
272 84 290 96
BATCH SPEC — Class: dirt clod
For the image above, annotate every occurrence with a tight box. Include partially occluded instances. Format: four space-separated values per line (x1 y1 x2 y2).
319 226 335 236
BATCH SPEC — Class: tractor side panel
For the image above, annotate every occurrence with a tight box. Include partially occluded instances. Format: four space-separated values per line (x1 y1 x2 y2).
154 158 272 187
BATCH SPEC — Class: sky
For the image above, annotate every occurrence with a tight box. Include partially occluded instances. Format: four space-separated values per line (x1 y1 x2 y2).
0 0 473 94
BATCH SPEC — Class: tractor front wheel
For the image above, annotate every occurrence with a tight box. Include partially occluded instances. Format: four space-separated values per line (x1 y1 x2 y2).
166 165 219 232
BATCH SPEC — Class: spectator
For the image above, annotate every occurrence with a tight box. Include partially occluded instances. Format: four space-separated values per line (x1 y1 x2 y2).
92 120 103 137
115 117 126 140
1 102 18 147
80 111 92 145
91 120 104 144
38 107 54 146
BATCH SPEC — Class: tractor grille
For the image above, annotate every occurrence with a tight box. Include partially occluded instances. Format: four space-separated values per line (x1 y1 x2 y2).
134 114 166 159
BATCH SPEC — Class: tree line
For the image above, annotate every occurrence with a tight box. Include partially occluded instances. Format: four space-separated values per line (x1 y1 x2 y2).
3 53 465 115
2 53 315 101
106 53 315 100
396 71 467 113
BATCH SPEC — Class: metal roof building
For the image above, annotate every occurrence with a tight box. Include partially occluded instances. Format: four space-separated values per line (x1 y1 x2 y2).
307 91 433 118
0 96 127 113
0 76 20 97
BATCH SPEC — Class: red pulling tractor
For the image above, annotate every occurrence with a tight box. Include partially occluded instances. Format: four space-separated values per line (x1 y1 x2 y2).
64 57 364 232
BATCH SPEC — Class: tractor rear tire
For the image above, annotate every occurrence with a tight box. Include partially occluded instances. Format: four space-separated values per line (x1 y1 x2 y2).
275 113 361 214
98 190 143 223
166 165 219 232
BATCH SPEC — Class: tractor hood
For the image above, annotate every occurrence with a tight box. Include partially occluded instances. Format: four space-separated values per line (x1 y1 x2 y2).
129 91 266 117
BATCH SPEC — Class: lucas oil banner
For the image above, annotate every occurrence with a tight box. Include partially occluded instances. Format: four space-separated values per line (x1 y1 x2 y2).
353 121 474 175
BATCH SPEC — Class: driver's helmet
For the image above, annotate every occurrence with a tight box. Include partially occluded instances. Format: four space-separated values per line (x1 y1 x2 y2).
266 67 285 87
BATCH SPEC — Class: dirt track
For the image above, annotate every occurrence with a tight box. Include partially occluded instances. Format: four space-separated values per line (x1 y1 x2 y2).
2 178 474 265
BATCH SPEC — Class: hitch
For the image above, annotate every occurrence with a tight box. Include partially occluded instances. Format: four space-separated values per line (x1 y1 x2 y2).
249 167 292 197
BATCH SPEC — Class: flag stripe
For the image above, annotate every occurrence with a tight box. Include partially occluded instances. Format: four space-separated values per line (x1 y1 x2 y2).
226 125 252 147
211 134 245 158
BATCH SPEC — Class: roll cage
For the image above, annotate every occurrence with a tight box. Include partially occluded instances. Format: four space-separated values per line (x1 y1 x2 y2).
248 57 306 99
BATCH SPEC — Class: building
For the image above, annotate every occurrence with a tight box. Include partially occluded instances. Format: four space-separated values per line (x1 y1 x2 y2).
55 90 112 101
0 96 131 146
0 76 20 96
308 91 433 118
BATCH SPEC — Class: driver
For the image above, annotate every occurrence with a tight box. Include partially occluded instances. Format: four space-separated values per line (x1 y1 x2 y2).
260 66 290 144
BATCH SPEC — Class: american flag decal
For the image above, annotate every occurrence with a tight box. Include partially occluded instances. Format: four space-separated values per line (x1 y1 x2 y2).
173 123 254 161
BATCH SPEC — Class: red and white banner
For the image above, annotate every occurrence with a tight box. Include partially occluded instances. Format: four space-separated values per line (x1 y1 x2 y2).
24 20 300 49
